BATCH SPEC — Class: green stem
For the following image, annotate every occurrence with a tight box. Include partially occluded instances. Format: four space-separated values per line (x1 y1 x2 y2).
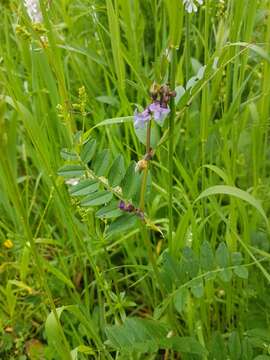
140 223 164 300
168 47 177 254
139 120 151 211
185 14 190 82
138 120 165 296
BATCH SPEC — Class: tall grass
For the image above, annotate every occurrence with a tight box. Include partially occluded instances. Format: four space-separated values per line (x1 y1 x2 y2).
0 0 270 359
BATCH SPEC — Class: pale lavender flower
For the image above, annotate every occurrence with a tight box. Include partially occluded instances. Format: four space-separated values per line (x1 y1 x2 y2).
149 102 170 125
182 0 203 13
134 108 151 128
24 0 43 23
134 102 170 128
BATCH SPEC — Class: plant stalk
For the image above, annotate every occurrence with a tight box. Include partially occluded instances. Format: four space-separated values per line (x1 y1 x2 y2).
139 120 151 212
139 120 165 296
168 46 177 254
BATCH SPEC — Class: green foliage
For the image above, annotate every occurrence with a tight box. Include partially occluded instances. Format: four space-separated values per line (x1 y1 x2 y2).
1 0 270 359
106 317 207 356
57 136 144 238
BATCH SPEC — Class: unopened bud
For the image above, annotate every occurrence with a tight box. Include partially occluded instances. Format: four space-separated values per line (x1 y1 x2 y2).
135 159 148 172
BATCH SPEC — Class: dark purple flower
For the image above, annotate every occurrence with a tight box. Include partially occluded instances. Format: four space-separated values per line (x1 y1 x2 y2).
119 200 134 212
119 200 125 210
118 200 145 220
126 203 135 212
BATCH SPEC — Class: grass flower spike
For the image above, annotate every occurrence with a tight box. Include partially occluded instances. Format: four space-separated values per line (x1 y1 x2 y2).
183 0 203 13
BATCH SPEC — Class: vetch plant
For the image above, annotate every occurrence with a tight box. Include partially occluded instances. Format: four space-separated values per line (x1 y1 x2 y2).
2 0 270 358
134 84 176 213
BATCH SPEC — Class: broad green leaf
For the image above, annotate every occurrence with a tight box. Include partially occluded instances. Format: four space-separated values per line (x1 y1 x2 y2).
93 149 111 176
57 165 85 178
46 306 100 355
219 268 232 282
200 240 215 271
96 201 122 219
216 242 229 268
216 242 232 282
167 336 207 355
121 161 141 200
175 85 186 104
231 252 243 266
174 287 189 314
80 191 113 207
190 278 204 298
195 185 268 226
105 317 206 355
108 154 126 187
228 331 242 360
60 148 78 161
160 252 181 291
242 338 253 360
45 307 70 359
246 328 270 348
186 76 197 90
105 317 166 353
234 265 249 279
181 247 200 279
73 131 83 144
210 332 227 360
107 214 138 236
80 138 96 163
69 179 99 197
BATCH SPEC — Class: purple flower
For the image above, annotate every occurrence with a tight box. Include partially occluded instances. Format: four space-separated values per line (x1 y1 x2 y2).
119 200 125 210
134 102 170 128
149 102 170 125
134 108 151 128
119 200 135 213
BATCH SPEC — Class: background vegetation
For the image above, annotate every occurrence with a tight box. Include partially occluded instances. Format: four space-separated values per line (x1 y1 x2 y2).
1 0 270 359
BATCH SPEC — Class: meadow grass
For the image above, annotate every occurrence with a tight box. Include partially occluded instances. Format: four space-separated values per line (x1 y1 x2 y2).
1 0 270 359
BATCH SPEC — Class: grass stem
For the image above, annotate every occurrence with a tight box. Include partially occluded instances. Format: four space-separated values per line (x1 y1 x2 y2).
168 46 177 253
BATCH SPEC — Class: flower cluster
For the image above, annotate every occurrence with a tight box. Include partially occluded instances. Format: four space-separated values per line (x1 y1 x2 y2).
24 0 43 23
182 0 203 13
119 201 144 219
134 84 176 129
